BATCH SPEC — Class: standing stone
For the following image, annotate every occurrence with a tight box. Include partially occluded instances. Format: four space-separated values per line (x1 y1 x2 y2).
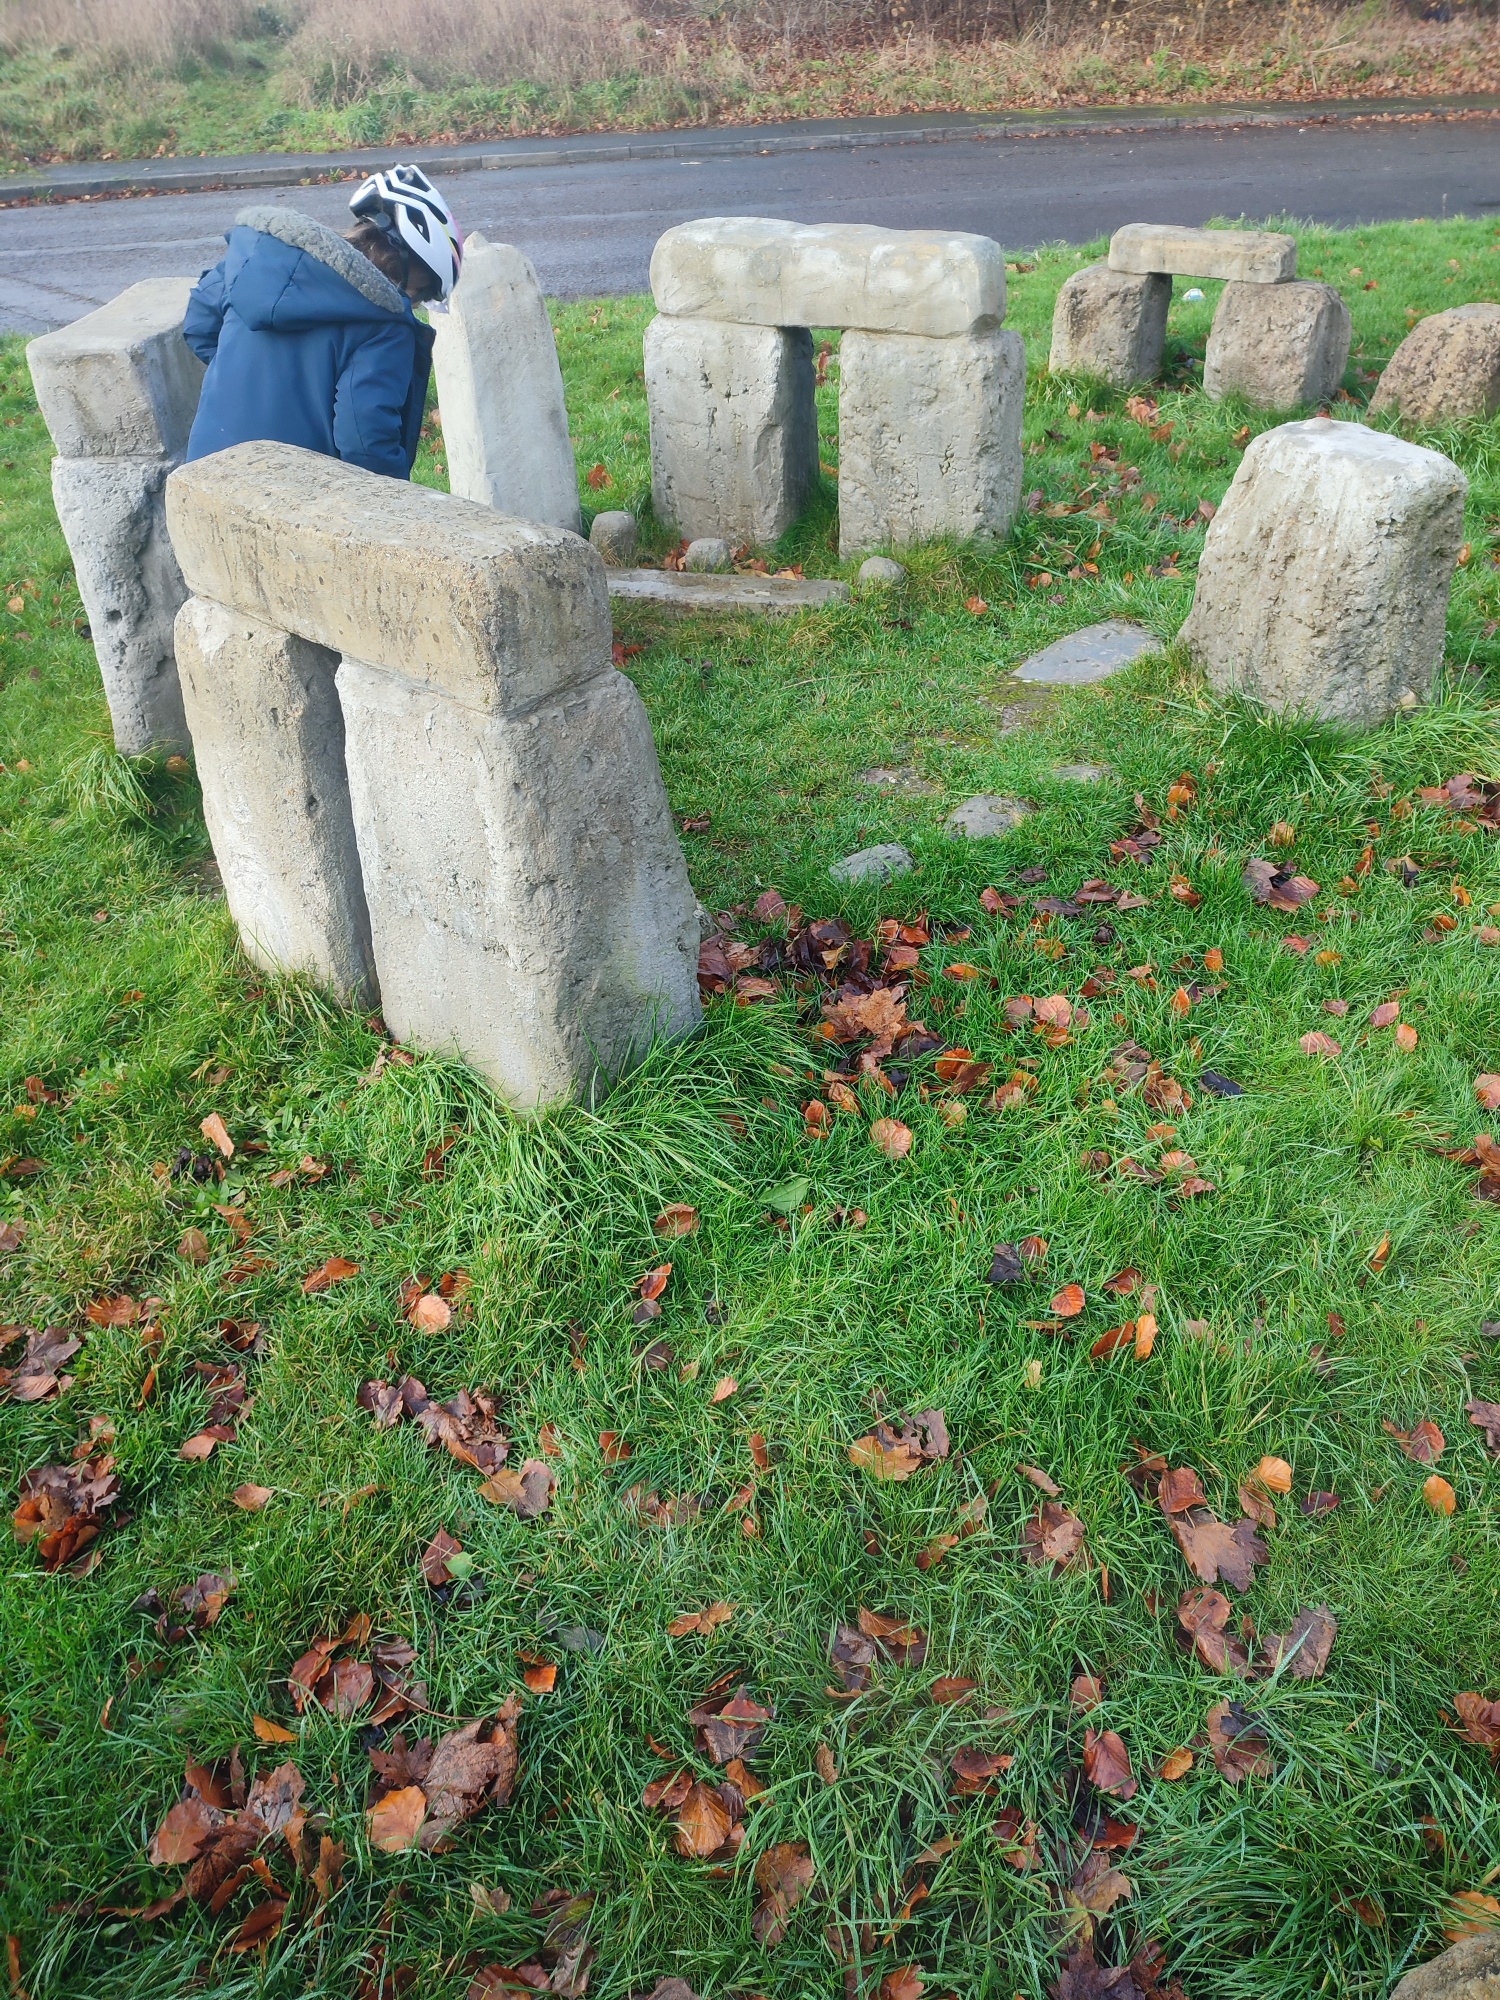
429 233 580 533
174 596 375 1005
589 511 638 565
1203 281 1351 409
644 314 818 545
167 442 702 1107
1179 417 1468 728
650 218 1004 338
52 457 190 753
1108 223 1297 285
27 278 204 754
1369 303 1500 423
1050 264 1170 389
837 327 1025 558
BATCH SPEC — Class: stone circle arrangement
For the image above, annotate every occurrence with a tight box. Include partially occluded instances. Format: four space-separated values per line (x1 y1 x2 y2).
23 214 1488 1103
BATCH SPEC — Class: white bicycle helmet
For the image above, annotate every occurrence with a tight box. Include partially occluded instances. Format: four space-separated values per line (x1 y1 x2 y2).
348 164 463 300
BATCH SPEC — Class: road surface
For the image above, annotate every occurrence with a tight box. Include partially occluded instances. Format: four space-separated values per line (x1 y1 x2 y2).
3 115 1497 333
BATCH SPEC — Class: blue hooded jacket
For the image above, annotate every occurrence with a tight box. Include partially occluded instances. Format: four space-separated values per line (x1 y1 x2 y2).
183 205 435 480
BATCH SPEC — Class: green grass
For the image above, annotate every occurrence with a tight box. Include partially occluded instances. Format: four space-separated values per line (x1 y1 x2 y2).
1 215 1499 2000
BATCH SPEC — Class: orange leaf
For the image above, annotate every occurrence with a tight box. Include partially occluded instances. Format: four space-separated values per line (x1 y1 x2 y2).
710 1375 738 1404
408 1293 451 1334
1368 1233 1392 1273
1254 1456 1292 1494
585 463 613 490
1133 1312 1157 1359
1424 1475 1457 1516
964 595 988 616
233 1483 273 1511
521 1658 557 1693
638 1263 672 1301
200 1112 234 1159
1160 1746 1194 1781
253 1714 297 1743
931 1676 978 1705
1050 1283 1086 1319
599 1431 631 1462
944 963 982 981
367 1784 427 1853
1394 1022 1419 1052
1300 1032 1341 1057
655 1203 699 1237
870 1118 913 1160
1474 1074 1500 1113
302 1256 359 1294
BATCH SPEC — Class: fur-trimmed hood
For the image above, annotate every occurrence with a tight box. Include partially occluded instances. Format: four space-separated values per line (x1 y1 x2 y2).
216 204 410 333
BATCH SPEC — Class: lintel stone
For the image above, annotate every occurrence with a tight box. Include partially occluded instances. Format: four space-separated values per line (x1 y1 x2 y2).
1108 223 1297 286
650 217 1004 337
166 441 609 716
27 277 204 461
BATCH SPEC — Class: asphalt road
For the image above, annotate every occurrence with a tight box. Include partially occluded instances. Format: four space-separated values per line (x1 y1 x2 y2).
3 115 1498 333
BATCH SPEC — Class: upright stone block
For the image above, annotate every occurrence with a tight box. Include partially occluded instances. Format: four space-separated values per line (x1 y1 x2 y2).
337 659 701 1109
1369 303 1500 424
1203 280 1351 409
1108 223 1296 285
1050 264 1170 388
52 457 189 754
429 233 581 533
651 218 1004 337
174 597 376 1005
1179 417 1468 728
837 327 1025 558
27 278 203 462
644 315 817 545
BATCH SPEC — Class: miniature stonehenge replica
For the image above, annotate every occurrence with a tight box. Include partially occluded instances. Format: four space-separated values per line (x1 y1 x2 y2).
1369 301 1500 423
164 441 702 1107
644 218 1024 558
429 232 582 533
1179 417 1468 728
1051 224 1351 409
27 279 206 754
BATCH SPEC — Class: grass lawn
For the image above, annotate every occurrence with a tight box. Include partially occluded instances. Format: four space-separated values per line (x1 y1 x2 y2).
1 215 1499 2000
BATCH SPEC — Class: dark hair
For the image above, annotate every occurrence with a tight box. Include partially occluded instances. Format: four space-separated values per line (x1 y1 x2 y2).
345 219 441 302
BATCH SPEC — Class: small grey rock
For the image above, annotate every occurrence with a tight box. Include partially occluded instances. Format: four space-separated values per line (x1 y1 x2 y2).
589 510 638 565
1053 761 1112 783
684 537 733 573
858 555 907 587
944 795 1033 840
1391 1933 1500 2000
830 842 914 885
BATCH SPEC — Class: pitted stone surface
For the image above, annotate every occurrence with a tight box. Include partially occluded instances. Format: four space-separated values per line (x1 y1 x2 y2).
53 455 189 753
589 511 639 565
858 765 939 795
1054 761 1112 783
167 441 610 716
685 537 733 572
1391 1933 1500 2000
27 278 203 460
430 233 581 533
338 658 701 1108
830 843 914 884
644 315 818 545
1050 265 1170 389
1108 223 1297 285
1179 416 1468 727
651 218 1004 337
605 569 849 614
945 795 1032 839
1014 620 1162 686
837 326 1025 557
175 597 375 1005
1370 303 1500 423
1204 280 1351 409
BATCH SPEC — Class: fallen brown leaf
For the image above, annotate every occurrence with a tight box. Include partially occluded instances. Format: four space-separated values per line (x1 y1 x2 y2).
302 1256 359 1295
1083 1728 1137 1800
870 1117 913 1161
654 1204 700 1238
1206 1700 1274 1783
752 1841 815 1947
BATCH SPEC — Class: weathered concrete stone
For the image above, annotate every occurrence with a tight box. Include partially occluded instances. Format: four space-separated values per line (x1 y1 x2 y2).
1391 1933 1500 2000
858 556 907 587
830 842 914 885
651 218 1004 337
53 455 189 753
1054 761 1111 783
1108 223 1297 285
837 327 1025 558
1369 303 1500 423
27 278 203 461
1179 416 1468 727
945 794 1032 839
1204 280 1351 409
859 765 939 795
684 537 733 572
1014 620 1161 686
644 316 818 545
605 569 850 615
1050 264 1170 389
174 597 375 1004
166 442 609 717
429 233 581 534
337 657 701 1108
589 511 639 565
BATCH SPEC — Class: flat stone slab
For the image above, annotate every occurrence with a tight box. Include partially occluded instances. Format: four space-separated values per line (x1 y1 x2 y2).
606 569 851 615
859 764 940 795
830 842 914 885
945 794 1032 839
1013 620 1162 686
1108 223 1297 286
1053 761 1112 783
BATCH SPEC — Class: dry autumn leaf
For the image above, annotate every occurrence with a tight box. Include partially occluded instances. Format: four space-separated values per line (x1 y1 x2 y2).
1083 1728 1137 1800
654 1204 699 1238
1160 1746 1194 1781
302 1256 359 1295
231 1483 273 1512
252 1714 297 1744
200 1112 234 1159
1383 1418 1444 1463
870 1117 913 1161
1051 1283 1086 1319
1478 1075 1500 1112
408 1293 452 1334
1206 1699 1274 1783
1424 1474 1457 1516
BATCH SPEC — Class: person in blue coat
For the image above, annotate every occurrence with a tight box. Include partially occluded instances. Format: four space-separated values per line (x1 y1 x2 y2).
183 165 463 480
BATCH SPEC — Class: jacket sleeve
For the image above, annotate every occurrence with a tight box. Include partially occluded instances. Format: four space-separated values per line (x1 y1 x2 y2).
182 263 228 365
333 320 418 480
